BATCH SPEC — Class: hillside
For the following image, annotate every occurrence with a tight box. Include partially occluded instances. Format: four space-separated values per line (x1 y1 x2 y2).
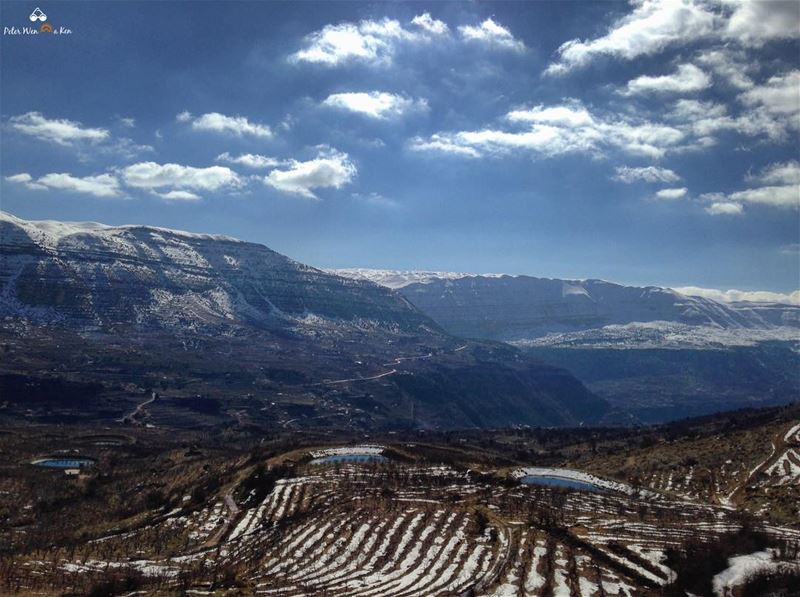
0 212 608 430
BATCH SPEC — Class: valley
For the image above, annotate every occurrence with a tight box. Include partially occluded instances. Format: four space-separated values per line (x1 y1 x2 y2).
1 404 798 595
2 0 799 592
0 213 797 595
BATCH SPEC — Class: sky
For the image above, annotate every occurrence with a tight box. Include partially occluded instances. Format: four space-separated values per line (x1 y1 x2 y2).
1 0 799 295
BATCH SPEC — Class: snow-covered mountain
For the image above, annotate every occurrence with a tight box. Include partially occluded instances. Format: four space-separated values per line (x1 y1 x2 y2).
0 212 433 334
332 268 800 345
0 212 615 429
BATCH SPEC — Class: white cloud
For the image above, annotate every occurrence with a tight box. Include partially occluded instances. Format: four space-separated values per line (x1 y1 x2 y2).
622 63 711 95
738 71 800 126
216 152 285 169
5 173 34 184
408 134 482 158
655 187 688 200
507 104 595 127
412 101 685 160
322 91 427 119
725 0 800 46
4 172 47 191
705 201 743 215
670 98 791 142
6 113 151 161
182 112 272 138
410 13 448 35
264 148 356 199
9 112 110 146
695 47 754 89
545 0 800 75
700 161 800 212
728 185 799 208
757 160 800 185
121 162 242 193
614 166 681 183
458 18 525 52
153 190 202 201
290 15 526 66
33 172 122 198
674 286 800 305
289 18 417 66
545 0 716 75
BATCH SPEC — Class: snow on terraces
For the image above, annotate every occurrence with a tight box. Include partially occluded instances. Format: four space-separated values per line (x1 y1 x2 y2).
713 549 800 597
761 449 800 486
784 422 800 444
37 460 800 596
308 444 386 458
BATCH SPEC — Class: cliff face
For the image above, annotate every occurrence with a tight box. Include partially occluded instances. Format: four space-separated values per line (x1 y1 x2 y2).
0 211 433 334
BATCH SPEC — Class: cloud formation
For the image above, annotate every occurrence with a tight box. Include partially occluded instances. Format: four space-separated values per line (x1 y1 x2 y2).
695 47 754 90
622 63 711 96
705 201 743 216
545 0 716 76
701 161 800 214
121 162 242 195
458 18 525 52
757 160 800 185
289 17 442 66
655 187 688 200
9 112 110 146
410 13 448 36
411 101 686 160
180 112 273 138
153 190 201 201
289 14 522 66
724 0 800 46
614 166 681 183
322 91 428 119
738 71 800 130
216 152 285 169
6 172 121 198
264 148 356 199
545 0 800 76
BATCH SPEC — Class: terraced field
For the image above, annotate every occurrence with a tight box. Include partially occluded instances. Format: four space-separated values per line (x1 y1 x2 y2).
8 451 800 596
565 415 800 522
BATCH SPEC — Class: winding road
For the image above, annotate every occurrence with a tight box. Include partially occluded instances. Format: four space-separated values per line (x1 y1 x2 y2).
118 392 157 424
316 345 468 387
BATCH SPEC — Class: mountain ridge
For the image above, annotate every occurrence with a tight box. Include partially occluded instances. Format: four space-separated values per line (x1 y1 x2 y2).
332 267 800 344
0 211 434 334
0 211 610 430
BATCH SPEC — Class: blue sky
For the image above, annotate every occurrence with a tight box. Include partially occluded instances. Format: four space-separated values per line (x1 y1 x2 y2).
1 0 799 295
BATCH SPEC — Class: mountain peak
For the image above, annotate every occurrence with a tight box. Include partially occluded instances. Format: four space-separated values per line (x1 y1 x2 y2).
0 210 244 247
